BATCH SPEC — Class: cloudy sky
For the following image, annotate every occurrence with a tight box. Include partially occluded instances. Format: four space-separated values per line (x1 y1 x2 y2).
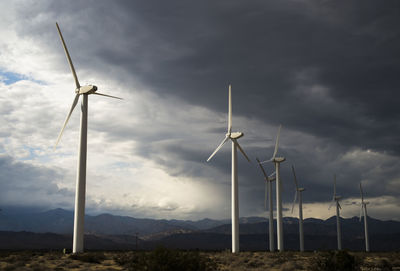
0 0 399 221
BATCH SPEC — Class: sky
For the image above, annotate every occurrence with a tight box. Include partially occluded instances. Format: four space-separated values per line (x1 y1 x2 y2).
0 0 399 221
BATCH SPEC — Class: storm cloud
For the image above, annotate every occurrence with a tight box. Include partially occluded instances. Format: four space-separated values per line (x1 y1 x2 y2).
0 0 399 220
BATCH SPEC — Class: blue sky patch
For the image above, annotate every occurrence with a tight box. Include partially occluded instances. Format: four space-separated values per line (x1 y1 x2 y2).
0 70 44 85
0 70 26 85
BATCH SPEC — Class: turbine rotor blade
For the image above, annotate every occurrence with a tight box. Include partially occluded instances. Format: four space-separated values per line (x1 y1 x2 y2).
291 191 297 213
260 158 273 164
359 182 364 203
206 135 229 162
292 165 299 189
333 174 337 201
338 201 342 210
54 94 80 149
265 181 268 210
359 205 363 222
233 139 251 163
56 22 80 89
228 84 232 133
328 200 334 210
256 157 268 179
272 124 281 159
92 92 123 100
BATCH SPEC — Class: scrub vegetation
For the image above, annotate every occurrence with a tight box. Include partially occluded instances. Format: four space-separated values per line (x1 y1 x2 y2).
0 249 399 270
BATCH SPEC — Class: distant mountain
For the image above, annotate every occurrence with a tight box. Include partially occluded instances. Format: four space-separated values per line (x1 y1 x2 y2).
0 208 265 236
1 208 400 251
155 217 400 251
0 208 199 236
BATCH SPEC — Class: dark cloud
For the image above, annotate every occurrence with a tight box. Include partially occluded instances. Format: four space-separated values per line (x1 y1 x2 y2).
17 0 400 152
4 0 400 219
0 154 73 208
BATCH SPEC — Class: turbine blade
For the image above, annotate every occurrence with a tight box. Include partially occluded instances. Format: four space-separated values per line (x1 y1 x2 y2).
92 92 123 100
265 181 268 210
292 165 299 189
256 158 268 179
54 94 80 149
260 158 273 164
291 191 297 213
359 182 364 203
233 139 251 163
206 136 229 162
333 174 337 201
328 199 335 210
56 23 80 89
338 201 342 210
272 124 281 159
228 84 232 133
359 205 363 222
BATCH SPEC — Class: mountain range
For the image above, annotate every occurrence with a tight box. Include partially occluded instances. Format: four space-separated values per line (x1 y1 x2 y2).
0 208 399 251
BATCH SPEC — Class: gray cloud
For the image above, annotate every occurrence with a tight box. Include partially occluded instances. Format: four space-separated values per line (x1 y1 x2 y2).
0 154 73 208
1 0 399 220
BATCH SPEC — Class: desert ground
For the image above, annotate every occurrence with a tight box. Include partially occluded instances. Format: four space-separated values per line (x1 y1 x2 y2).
0 249 399 271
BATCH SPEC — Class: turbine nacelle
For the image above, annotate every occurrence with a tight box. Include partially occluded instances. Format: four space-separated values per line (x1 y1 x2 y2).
273 157 286 163
298 188 305 192
334 196 342 201
76 85 98 95
266 176 276 182
229 132 244 139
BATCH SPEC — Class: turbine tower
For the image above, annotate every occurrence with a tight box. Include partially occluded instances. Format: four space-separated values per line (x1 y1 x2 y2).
207 84 251 253
291 165 305 252
54 23 122 253
329 174 342 250
256 158 276 252
359 182 370 252
260 125 285 252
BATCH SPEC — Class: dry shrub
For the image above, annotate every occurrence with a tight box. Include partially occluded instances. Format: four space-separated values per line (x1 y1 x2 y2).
114 247 216 271
309 250 359 271
69 251 106 263
279 261 297 271
246 259 264 268
375 258 392 271
29 262 51 271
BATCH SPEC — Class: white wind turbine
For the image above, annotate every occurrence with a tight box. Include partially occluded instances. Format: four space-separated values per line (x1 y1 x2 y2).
54 23 122 253
359 182 370 252
207 84 251 253
260 125 285 252
256 158 276 252
291 165 305 252
328 174 342 250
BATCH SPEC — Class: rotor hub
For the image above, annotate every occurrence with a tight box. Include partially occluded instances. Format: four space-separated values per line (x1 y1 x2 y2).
274 157 286 163
230 132 244 139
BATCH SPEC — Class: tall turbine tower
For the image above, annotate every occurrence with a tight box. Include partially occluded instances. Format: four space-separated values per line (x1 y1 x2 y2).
359 182 370 252
54 23 122 253
291 165 305 252
207 84 251 253
256 158 276 251
329 174 342 250
261 125 285 251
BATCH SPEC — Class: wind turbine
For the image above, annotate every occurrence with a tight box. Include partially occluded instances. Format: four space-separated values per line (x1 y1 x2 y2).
359 182 370 252
207 84 251 253
54 22 122 253
256 158 276 252
291 165 305 252
329 174 342 250
260 125 285 251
